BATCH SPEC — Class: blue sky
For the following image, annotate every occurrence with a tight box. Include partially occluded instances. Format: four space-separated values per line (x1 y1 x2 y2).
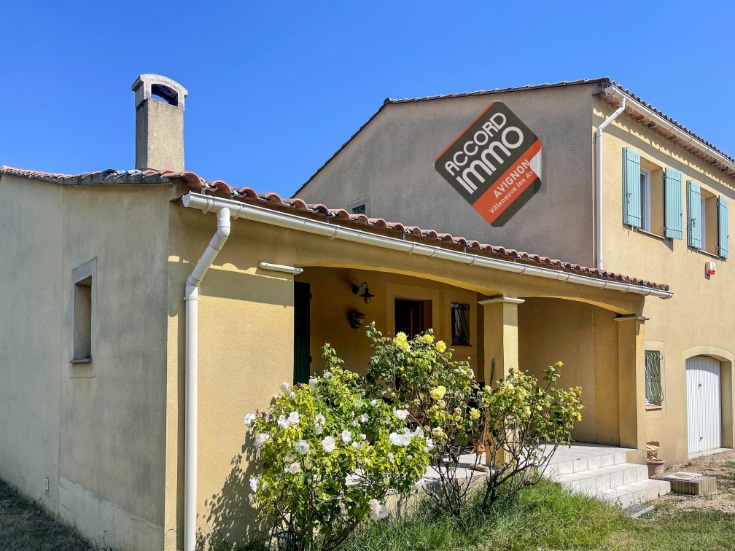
2 0 733 199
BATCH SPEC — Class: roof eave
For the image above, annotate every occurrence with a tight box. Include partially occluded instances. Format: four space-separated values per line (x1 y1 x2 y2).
599 86 735 180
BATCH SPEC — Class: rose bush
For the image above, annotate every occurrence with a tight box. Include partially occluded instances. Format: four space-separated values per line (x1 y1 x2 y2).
244 345 430 551
364 325 485 516
364 325 583 516
480 363 583 510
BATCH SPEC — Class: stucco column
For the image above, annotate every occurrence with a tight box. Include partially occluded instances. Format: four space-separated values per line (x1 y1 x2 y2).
479 297 524 384
615 315 647 460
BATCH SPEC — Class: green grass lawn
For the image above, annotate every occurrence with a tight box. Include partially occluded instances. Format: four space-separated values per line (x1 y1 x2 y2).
4 476 735 551
337 480 735 551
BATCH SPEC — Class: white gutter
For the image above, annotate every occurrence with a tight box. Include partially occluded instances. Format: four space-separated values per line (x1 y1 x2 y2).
184 207 231 551
182 192 672 299
595 97 626 272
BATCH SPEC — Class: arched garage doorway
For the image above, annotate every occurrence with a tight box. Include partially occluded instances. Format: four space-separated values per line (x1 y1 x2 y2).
686 355 722 454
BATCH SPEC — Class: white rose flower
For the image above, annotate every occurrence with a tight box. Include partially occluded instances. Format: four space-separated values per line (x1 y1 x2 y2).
360 433 366 440
249 476 260 492
280 381 290 394
295 440 310 455
369 498 380 511
244 413 256 427
387 452 395 463
399 432 413 447
254 433 270 448
360 413 369 423
322 436 336 453
341 430 352 444
284 452 296 464
388 432 401 446
369 502 389 520
277 416 289 429
308 378 318 390
287 411 300 426
393 408 409 421
323 371 333 379
248 493 257 508
287 462 301 474
426 438 434 450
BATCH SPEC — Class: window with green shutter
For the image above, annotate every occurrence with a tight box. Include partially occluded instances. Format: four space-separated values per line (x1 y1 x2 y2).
718 196 729 258
623 148 642 227
664 168 683 239
687 180 702 249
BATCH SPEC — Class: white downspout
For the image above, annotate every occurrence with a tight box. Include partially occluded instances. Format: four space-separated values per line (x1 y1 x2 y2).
595 97 626 271
184 207 231 551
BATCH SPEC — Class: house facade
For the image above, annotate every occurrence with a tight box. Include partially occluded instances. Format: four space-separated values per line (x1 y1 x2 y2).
0 75 674 550
296 78 735 465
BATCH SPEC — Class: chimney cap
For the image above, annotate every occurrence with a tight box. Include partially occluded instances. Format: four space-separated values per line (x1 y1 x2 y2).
132 74 188 110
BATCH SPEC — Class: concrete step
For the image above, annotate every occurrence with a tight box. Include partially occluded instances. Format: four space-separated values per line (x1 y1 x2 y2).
544 445 671 508
548 450 629 476
595 478 671 508
552 462 649 493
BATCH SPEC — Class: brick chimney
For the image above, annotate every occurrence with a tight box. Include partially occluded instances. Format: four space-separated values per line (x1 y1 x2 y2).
132 74 188 171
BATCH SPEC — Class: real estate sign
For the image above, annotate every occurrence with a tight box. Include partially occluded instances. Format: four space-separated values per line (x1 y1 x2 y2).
434 101 542 227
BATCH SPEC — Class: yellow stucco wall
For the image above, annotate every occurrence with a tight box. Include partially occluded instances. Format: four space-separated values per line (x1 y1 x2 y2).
0 175 173 550
597 97 735 462
519 298 621 445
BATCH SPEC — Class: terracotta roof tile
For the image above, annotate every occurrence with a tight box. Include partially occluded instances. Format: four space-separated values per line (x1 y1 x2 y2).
0 165 670 293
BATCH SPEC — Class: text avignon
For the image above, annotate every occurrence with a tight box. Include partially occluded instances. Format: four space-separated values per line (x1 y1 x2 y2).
443 112 524 196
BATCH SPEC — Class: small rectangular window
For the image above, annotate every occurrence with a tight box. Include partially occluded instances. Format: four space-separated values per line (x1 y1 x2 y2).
351 204 366 215
73 277 92 361
70 258 96 377
451 303 470 346
645 350 664 407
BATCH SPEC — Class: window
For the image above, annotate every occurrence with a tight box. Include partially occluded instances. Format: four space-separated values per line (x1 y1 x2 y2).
623 148 673 237
645 351 664 407
73 277 92 361
70 258 97 377
639 168 651 232
348 196 370 217
687 180 728 258
451 303 470 346
395 298 432 339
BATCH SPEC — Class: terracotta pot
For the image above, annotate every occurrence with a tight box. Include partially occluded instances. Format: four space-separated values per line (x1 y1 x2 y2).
647 459 665 477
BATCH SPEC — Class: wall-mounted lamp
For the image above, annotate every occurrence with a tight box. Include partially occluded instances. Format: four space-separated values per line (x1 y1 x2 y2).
352 282 375 304
348 311 365 329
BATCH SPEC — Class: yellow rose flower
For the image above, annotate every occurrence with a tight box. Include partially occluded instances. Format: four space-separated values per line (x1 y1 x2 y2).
430 386 447 400
556 361 563 368
469 408 480 420
436 341 447 353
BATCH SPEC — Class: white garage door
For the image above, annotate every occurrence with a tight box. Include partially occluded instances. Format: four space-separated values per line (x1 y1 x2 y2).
686 356 722 454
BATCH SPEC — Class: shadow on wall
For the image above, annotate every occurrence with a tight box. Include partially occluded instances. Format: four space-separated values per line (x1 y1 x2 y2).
197 433 266 550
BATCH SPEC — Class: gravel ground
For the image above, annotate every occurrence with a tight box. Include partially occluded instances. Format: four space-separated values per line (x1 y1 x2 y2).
657 449 735 513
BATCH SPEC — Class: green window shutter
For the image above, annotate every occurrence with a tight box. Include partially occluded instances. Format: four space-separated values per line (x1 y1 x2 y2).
623 148 642 227
718 196 729 258
687 181 702 249
664 168 683 239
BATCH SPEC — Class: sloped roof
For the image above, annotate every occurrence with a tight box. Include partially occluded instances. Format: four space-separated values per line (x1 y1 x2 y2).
295 77 735 195
0 165 669 293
